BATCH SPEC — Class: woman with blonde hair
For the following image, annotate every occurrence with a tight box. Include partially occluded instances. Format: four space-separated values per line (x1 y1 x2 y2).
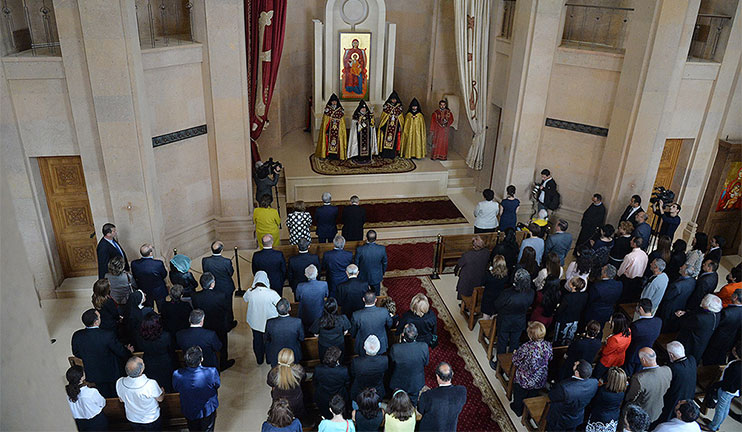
91 279 119 331
267 348 306 420
509 321 553 416
586 367 628 432
482 255 508 320
397 293 438 346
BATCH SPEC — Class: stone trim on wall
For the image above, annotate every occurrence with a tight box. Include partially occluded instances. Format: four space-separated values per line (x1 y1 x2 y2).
152 124 207 148
545 117 609 137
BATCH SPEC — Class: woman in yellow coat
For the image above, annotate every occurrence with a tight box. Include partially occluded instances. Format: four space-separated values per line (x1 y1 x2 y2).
315 94 347 160
253 195 281 248
401 98 427 159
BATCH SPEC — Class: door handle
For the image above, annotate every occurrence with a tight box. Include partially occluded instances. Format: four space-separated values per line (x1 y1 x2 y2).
90 232 96 239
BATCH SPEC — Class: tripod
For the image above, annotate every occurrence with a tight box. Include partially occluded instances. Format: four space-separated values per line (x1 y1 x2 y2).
647 204 664 251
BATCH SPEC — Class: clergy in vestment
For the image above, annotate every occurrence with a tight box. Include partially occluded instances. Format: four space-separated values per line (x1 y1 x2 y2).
401 98 426 159
576 194 607 249
377 91 404 158
347 100 377 161
315 94 347 160
430 99 454 160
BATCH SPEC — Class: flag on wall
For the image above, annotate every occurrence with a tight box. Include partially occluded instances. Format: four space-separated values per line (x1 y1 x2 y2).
246 0 287 162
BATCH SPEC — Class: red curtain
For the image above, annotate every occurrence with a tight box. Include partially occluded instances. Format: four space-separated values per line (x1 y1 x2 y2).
246 0 287 162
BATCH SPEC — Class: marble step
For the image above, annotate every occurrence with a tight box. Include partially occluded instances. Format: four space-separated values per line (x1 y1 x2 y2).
439 159 468 169
447 176 475 187
447 185 477 194
447 167 472 178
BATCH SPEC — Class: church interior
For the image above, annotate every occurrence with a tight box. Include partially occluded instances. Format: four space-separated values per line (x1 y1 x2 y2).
2 0 742 431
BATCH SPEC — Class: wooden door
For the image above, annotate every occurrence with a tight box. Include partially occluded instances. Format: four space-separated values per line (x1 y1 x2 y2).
38 156 98 277
648 139 683 228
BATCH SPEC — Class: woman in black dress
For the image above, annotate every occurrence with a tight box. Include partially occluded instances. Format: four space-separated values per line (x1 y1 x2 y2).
160 284 193 336
310 298 351 361
585 366 627 432
397 293 438 346
552 277 589 346
352 388 384 432
91 279 120 332
482 255 508 320
491 228 520 275
609 221 634 267
666 239 688 283
124 290 153 347
136 312 176 392
517 246 540 280
267 348 306 421
313 346 350 419
559 320 602 380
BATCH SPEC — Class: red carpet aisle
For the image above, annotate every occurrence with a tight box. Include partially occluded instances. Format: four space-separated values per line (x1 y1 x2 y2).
384 276 516 432
380 238 435 277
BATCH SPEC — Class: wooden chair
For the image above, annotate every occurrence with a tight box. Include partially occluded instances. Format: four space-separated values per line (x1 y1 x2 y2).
460 286 484 331
300 336 321 369
495 352 515 399
290 302 300 317
478 317 497 361
522 396 550 431
695 365 725 414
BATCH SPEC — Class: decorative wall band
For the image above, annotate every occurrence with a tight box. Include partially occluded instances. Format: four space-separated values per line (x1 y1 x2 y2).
152 124 207 148
545 118 608 137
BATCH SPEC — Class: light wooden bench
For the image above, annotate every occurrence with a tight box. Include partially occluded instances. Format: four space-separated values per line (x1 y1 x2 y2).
436 233 501 274
478 317 497 361
460 286 485 331
522 396 550 431
495 352 515 399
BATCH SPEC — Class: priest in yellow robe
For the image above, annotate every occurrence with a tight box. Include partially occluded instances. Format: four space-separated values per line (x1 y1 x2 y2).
377 91 404 158
401 98 427 159
315 94 347 160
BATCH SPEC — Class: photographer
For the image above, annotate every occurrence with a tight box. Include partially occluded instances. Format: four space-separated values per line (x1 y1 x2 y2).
254 159 282 204
653 200 681 239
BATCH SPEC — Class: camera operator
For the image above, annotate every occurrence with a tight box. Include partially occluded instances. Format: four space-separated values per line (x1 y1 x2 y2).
652 200 681 239
253 159 282 204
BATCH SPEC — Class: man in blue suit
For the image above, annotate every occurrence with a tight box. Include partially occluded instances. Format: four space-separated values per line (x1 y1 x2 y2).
322 235 353 298
252 234 286 297
547 360 599 431
172 346 221 432
623 298 662 376
176 309 223 369
336 264 369 318
96 222 128 280
287 239 320 295
632 211 651 251
295 264 328 330
584 264 623 328
657 263 696 332
351 291 393 356
202 240 236 329
355 230 387 295
264 299 304 367
130 243 168 308
315 192 339 243
544 219 573 266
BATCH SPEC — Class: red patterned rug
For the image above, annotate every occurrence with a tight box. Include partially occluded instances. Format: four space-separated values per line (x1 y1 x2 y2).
384 276 515 432
288 196 468 228
381 239 435 275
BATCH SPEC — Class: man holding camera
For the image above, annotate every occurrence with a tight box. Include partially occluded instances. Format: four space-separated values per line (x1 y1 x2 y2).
254 159 282 204
653 200 681 239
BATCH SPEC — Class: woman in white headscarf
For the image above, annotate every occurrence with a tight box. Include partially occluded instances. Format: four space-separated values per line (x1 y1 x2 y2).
243 271 281 365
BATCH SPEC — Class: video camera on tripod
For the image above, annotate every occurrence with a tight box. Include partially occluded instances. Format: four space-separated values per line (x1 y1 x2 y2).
650 186 675 205
255 157 283 179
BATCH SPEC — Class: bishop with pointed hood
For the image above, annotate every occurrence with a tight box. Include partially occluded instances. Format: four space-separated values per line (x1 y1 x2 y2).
348 100 377 161
315 94 347 160
377 91 404 158
401 98 427 159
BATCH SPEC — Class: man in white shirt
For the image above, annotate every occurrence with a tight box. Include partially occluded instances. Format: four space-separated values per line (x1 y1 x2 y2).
473 189 500 233
116 356 164 430
653 400 701 432
617 237 649 279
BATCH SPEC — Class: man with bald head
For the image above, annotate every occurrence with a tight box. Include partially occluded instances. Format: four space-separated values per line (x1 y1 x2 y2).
417 362 467 431
252 234 287 297
116 356 164 430
625 347 672 423
131 243 168 308
335 264 369 318
202 240 237 329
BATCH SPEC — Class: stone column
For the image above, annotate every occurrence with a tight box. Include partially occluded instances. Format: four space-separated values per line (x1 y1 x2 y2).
491 0 563 219
75 0 165 255
596 0 701 224
192 0 255 249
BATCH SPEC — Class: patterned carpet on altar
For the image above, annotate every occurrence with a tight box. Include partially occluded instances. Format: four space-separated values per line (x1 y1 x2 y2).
309 154 416 175
288 196 468 229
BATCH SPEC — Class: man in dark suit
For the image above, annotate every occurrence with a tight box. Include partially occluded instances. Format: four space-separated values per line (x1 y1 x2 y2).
546 360 599 431
536 168 559 214
624 299 662 376
350 335 389 400
631 212 651 251
287 238 320 295
341 195 366 241
72 309 133 397
705 235 724 263
252 234 286 297
575 194 607 250
583 264 623 328
335 264 368 318
264 299 304 367
417 362 467 432
315 192 339 243
176 309 223 369
677 294 722 361
619 194 644 227
389 324 429 405
355 230 387 295
202 240 236 329
703 288 742 365
96 223 129 280
130 243 168 308
351 291 393 356
657 263 696 332
660 341 697 423
686 259 719 311
322 235 353 298
191 273 234 371
295 265 328 331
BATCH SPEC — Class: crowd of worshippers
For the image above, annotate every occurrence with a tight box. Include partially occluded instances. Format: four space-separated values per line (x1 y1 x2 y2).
455 189 740 431
68 221 472 431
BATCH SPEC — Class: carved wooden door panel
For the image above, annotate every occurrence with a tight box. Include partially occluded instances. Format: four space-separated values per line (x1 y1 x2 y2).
38 156 98 277
648 139 683 228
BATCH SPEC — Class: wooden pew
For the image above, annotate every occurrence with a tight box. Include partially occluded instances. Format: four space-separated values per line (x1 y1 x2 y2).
460 286 484 331
522 396 550 431
495 352 515 399
478 316 497 361
547 345 569 384
436 232 501 274
273 241 365 265
103 393 187 430
618 302 637 320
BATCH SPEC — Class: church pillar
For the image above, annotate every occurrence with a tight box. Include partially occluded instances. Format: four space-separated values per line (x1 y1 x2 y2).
596 0 701 224
74 0 165 255
491 0 563 218
192 0 255 249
